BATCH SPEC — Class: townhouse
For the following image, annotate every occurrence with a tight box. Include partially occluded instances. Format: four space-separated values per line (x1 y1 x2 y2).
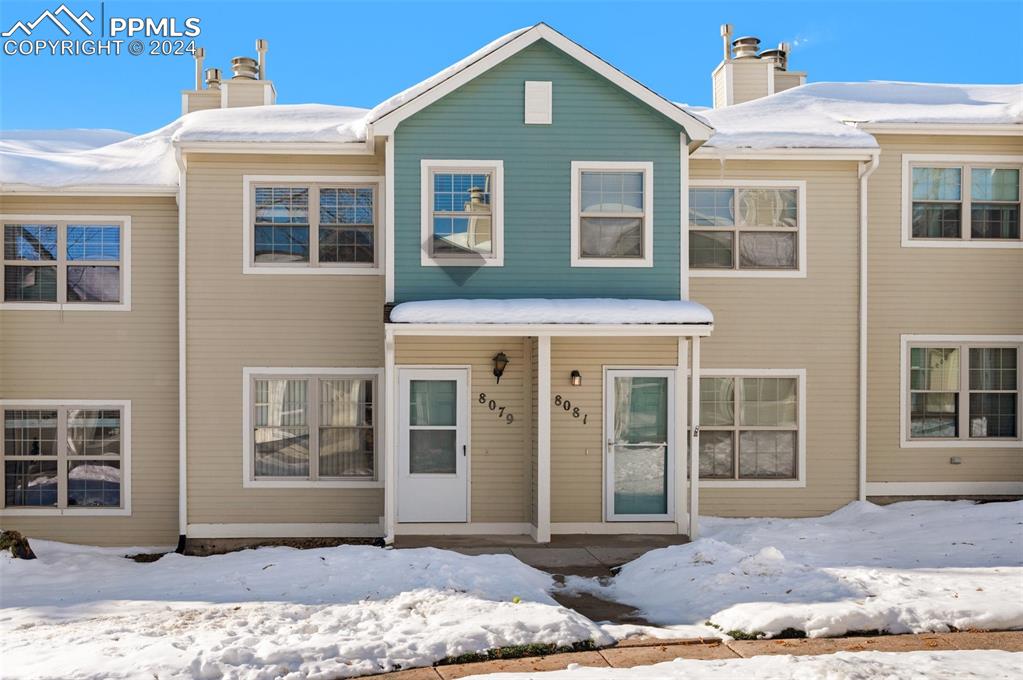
1 23 1020 549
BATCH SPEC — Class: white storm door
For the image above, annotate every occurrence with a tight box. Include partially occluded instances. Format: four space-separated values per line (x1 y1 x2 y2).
397 368 469 522
605 369 675 521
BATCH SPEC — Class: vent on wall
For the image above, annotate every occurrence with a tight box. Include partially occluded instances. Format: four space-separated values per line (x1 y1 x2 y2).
524 80 553 125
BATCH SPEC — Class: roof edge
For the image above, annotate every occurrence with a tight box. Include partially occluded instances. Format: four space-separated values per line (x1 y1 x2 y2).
1 183 178 196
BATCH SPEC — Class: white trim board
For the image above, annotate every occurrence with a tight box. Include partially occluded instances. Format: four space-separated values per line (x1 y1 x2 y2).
386 323 713 337
187 523 383 538
570 161 654 268
865 482 1023 496
687 180 808 278
419 160 505 267
394 522 531 536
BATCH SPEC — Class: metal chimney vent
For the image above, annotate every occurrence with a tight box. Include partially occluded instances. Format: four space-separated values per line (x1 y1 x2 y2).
731 36 761 59
230 56 259 80
759 47 788 71
204 67 222 89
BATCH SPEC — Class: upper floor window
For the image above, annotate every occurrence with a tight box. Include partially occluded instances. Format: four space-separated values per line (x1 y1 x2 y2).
904 338 1021 446
689 181 806 276
571 161 653 267
1 401 130 515
420 160 504 267
243 178 380 275
1 218 129 310
902 156 1022 248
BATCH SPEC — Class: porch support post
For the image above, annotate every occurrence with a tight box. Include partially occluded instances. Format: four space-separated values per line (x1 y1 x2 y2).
383 328 396 543
688 335 701 539
674 337 689 532
537 334 552 543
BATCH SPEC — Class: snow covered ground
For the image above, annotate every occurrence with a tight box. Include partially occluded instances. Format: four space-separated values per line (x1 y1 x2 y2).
567 500 1023 638
461 650 1023 680
0 542 608 679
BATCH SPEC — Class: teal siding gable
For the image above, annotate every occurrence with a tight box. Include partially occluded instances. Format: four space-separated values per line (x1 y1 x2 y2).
393 40 683 302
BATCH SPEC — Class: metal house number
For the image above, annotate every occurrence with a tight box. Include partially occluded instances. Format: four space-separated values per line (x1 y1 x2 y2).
478 393 514 424
553 394 588 425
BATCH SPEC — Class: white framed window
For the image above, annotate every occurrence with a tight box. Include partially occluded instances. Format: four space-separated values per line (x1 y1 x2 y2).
0 400 131 516
688 180 807 277
902 155 1023 248
420 160 504 267
695 369 807 488
242 368 383 488
900 335 1022 448
242 176 384 275
571 161 653 267
1 215 130 310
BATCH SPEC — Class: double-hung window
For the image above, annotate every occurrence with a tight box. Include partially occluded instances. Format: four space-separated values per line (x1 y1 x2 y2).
904 338 1021 445
420 160 504 266
244 369 379 486
246 180 379 272
697 371 805 483
905 158 1022 245
689 182 804 273
571 161 653 267
2 402 129 514
2 218 128 309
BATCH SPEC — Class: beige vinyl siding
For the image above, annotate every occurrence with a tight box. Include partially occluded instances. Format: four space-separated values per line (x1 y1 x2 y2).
0 195 179 546
396 336 531 523
867 135 1023 484
185 153 385 527
183 90 221 114
729 60 770 105
773 72 804 94
690 159 861 517
712 64 727 108
549 336 679 523
221 81 270 108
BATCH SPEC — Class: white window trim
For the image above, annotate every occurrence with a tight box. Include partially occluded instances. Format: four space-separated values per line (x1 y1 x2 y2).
899 334 1023 448
691 368 808 488
901 154 1023 249
524 80 553 125
241 175 385 275
0 399 131 517
420 160 504 267
241 367 384 488
688 179 808 278
571 161 654 268
0 214 131 311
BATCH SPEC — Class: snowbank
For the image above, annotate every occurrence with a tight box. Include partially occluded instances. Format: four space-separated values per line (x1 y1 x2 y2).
567 500 1023 638
0 128 134 153
390 298 714 325
701 81 1022 149
1 542 609 679
461 650 1023 680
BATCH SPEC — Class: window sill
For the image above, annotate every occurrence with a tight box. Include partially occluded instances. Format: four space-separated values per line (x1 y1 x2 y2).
0 302 130 311
421 256 505 268
699 479 806 489
901 439 1023 449
901 238 1023 249
244 479 384 489
570 258 653 269
690 269 806 278
0 507 130 516
242 265 382 276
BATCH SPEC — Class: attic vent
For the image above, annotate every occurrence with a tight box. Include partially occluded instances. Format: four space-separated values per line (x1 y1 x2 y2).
524 81 552 125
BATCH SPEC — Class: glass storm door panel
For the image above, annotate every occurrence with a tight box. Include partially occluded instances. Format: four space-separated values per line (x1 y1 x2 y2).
605 370 675 520
397 368 468 523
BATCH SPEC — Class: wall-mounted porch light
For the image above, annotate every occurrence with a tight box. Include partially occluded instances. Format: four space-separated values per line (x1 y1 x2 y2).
570 370 582 387
492 352 509 383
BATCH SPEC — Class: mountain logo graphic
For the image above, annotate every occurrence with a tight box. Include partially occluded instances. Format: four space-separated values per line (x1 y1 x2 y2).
2 4 95 37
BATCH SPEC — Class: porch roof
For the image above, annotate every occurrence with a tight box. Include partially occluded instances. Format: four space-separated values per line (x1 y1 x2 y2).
388 298 713 327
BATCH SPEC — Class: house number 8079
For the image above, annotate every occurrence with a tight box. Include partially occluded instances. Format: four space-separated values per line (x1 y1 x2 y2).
478 393 514 424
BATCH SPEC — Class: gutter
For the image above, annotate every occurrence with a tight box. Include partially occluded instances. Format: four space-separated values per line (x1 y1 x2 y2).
0 183 178 196
858 153 880 502
174 147 188 553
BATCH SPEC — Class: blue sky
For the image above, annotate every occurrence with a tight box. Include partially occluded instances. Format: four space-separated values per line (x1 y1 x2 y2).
1 0 1021 134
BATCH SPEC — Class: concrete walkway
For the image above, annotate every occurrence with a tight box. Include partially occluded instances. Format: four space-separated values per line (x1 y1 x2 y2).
373 631 1023 679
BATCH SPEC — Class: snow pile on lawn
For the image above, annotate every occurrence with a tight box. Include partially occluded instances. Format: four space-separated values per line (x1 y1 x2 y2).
461 650 1023 680
0 542 609 679
390 298 714 325
701 81 1022 149
0 128 134 153
0 104 368 189
567 500 1023 638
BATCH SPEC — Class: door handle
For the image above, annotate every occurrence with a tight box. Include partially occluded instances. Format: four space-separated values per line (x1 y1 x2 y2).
463 444 467 457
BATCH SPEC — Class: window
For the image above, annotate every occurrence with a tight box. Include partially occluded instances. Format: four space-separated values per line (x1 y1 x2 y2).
697 371 805 483
243 369 380 486
904 338 1021 445
1 402 129 514
903 156 1023 247
571 161 653 267
689 182 805 274
1 217 129 309
420 160 504 266
244 178 380 273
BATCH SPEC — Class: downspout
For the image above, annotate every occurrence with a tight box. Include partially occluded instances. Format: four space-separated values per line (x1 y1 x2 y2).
857 152 880 502
174 146 188 552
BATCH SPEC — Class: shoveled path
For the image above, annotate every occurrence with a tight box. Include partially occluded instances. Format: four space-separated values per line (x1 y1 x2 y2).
372 631 1023 679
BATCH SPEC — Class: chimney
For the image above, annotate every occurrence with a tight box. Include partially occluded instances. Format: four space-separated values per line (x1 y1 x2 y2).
712 28 807 108
181 38 277 114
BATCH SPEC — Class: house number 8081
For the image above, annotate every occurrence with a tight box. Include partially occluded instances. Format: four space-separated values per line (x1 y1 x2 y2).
553 395 588 425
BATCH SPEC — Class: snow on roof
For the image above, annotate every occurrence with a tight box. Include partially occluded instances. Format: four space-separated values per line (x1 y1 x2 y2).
390 298 714 325
700 81 1023 150
0 128 134 154
0 104 368 189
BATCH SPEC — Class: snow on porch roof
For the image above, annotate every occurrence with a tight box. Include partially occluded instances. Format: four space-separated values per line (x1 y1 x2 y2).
389 298 714 325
